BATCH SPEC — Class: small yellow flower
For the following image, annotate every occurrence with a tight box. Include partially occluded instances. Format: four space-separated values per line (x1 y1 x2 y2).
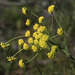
0 42 10 49
19 59 25 68
48 5 55 14
34 39 38 45
33 23 39 30
25 30 30 37
0 42 6 49
18 39 24 46
32 45 37 52
47 45 58 59
47 52 54 59
57 28 63 35
51 45 58 52
37 32 43 39
37 26 46 33
28 37 33 44
33 32 37 37
25 19 31 26
33 32 43 39
23 43 29 50
41 34 49 41
7 56 16 62
38 16 44 23
39 39 47 48
33 32 38 39
22 7 27 15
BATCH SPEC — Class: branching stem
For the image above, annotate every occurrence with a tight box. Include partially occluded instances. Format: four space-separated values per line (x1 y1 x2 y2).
13 49 23 57
25 53 38 63
5 35 25 44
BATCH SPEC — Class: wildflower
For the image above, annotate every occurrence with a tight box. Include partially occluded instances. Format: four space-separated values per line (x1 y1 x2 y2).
19 59 25 68
25 19 31 26
0 42 10 49
47 52 54 59
33 32 37 37
37 32 43 39
33 23 39 30
25 30 30 37
22 7 27 15
7 56 16 62
18 39 24 46
34 39 38 45
38 16 44 23
57 28 63 36
28 37 33 44
37 26 46 33
51 45 58 52
23 43 29 50
39 39 47 48
32 45 37 52
33 32 43 39
33 32 38 39
41 34 49 41
47 45 58 59
48 5 55 14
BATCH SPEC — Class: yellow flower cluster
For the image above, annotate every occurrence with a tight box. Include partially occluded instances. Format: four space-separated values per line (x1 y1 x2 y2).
28 37 33 44
37 33 43 39
38 16 44 23
37 26 46 33
33 32 44 40
57 28 63 36
48 5 55 14
0 4 65 69
41 34 49 41
21 10 49 52
38 34 49 48
22 7 27 15
18 23 48 52
47 45 58 59
33 32 38 39
39 40 47 48
32 45 37 52
32 22 49 49
19 59 25 68
22 16 49 52
40 34 49 47
23 43 29 50
0 42 10 49
25 19 31 26
25 30 30 37
18 39 24 46
33 23 39 30
34 39 38 45
7 56 16 62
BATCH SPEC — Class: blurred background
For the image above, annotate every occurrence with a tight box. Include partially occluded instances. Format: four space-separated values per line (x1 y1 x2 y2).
0 0 75 75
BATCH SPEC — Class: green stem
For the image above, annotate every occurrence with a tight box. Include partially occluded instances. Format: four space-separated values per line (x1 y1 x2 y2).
13 49 23 57
25 53 38 63
31 12 46 26
53 12 62 28
41 21 45 26
47 46 50 51
50 14 53 33
35 60 42 75
50 34 58 39
31 12 45 26
42 21 48 33
31 12 38 18
5 35 25 44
